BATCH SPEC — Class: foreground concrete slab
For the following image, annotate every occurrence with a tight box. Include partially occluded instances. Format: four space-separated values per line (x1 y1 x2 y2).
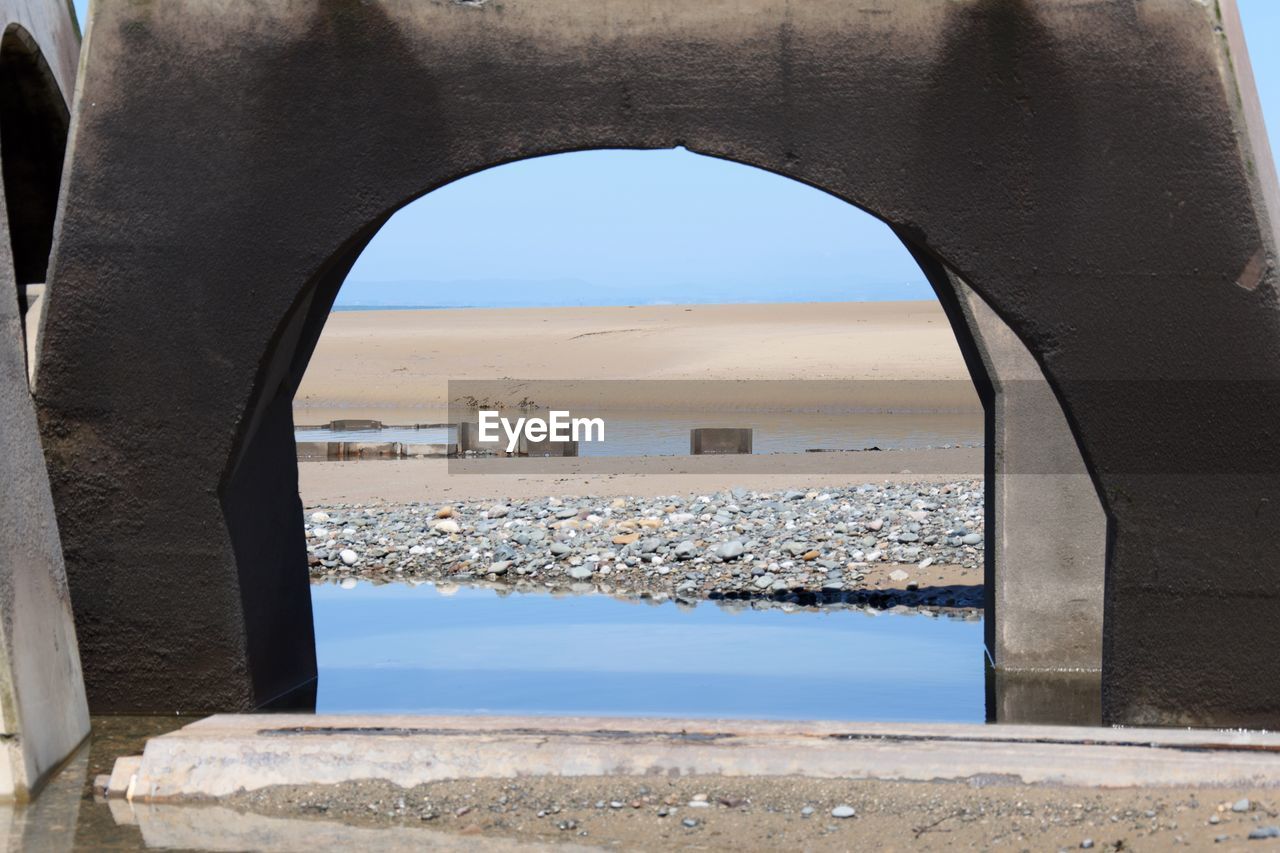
112 715 1280 802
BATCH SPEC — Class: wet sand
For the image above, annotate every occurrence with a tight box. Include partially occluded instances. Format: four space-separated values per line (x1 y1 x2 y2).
229 775 1271 851
294 301 979 414
299 447 983 504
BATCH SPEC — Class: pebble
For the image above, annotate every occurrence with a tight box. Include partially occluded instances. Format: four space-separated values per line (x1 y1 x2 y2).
831 805 856 819
716 540 746 560
1234 798 1251 813
1250 826 1280 840
306 481 985 608
681 818 699 828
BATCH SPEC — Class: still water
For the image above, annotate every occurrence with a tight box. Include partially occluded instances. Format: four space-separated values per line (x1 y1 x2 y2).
297 409 983 456
312 581 985 722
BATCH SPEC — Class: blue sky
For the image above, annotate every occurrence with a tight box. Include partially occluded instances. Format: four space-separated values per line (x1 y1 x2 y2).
71 1 1280 308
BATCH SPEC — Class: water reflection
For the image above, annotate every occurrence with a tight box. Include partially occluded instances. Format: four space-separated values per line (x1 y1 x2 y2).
312 582 985 722
115 804 576 852
296 410 982 456
985 665 1103 727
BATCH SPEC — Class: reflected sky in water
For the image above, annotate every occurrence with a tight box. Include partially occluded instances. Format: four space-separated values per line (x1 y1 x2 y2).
313 582 983 722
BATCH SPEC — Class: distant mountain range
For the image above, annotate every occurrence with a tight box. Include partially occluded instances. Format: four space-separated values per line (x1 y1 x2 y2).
333 277 935 309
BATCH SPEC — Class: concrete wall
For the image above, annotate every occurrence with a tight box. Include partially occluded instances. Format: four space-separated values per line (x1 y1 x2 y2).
35 0 1280 725
0 0 88 798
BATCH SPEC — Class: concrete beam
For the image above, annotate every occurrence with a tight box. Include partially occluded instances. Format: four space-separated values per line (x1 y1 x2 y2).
114 715 1280 802
0 0 89 798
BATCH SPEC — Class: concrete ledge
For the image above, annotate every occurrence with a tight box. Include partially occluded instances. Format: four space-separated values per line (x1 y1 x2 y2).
113 714 1280 801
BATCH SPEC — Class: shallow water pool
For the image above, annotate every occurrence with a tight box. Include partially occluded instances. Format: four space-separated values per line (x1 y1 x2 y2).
312 581 985 722
295 410 983 456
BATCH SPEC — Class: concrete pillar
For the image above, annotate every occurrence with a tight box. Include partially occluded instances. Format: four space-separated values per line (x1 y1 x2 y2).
950 278 1108 677
900 245 1108 718
0 0 89 797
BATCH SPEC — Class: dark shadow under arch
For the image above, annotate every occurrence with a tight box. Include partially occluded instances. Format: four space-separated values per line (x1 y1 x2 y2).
0 24 69 301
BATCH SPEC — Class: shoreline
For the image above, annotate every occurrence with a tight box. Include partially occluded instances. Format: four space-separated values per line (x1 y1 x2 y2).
299 447 984 504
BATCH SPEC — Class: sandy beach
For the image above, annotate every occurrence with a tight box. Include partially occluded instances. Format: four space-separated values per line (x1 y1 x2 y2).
296 301 982 506
294 301 978 416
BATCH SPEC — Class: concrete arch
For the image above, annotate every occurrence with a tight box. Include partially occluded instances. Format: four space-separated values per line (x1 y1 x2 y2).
36 0 1280 725
240 149 1108 720
0 22 69 379
0 0 86 799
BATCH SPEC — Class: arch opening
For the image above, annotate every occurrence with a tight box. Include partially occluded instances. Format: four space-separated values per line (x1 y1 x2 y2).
214 147 1099 721
0 23 70 374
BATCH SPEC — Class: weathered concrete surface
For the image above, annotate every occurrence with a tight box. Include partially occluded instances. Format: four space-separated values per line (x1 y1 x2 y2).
0 0 89 797
115 715 1280 801
690 428 753 456
952 277 1108 676
986 668 1102 728
35 0 1280 723
905 246 1106 709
